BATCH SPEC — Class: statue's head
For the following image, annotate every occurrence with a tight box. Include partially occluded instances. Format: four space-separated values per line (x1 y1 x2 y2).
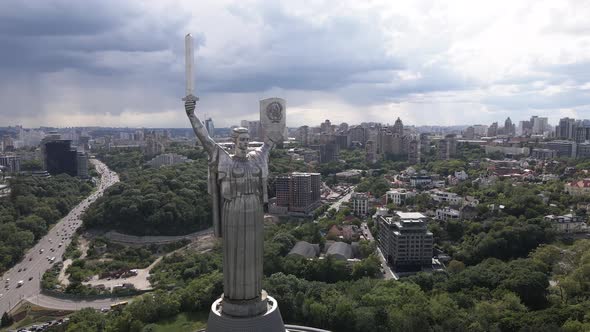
232 127 249 157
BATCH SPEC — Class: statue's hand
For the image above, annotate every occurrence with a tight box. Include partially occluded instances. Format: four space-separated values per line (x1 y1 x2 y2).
185 100 196 116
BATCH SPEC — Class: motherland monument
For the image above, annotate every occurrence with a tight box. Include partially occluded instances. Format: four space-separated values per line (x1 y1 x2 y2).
182 33 287 332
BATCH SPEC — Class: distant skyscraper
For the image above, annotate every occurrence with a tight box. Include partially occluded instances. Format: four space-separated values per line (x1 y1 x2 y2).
408 139 421 164
556 117 577 140
463 126 475 139
533 117 548 135
438 134 457 160
205 118 215 137
392 117 404 135
504 117 515 136
487 122 498 136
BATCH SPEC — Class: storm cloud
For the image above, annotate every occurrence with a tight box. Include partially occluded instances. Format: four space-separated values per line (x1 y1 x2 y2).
0 0 589 128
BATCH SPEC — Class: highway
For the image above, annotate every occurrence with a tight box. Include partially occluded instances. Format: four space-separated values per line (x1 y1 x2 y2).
0 159 119 314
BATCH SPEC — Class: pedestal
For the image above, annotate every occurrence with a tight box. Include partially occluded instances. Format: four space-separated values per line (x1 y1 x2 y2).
207 293 286 332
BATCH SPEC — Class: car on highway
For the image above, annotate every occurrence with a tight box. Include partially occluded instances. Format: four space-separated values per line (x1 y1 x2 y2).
17 280 24 287
29 276 33 281
40 248 44 253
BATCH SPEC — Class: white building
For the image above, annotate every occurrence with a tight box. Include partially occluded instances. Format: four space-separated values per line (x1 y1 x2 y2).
385 189 416 206
454 170 468 181
430 189 463 206
435 208 461 221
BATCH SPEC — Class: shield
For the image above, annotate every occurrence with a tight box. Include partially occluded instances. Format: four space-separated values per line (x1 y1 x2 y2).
260 98 286 144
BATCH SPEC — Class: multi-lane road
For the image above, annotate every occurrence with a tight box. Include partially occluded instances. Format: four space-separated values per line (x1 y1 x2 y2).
0 159 119 314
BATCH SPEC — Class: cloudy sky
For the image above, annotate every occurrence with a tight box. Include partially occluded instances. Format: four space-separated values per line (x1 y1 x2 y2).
1 0 589 128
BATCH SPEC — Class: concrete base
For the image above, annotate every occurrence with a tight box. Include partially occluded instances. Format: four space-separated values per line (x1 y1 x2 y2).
222 290 269 317
207 294 286 332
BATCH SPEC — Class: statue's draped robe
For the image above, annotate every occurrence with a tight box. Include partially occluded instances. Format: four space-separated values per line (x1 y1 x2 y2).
208 144 269 301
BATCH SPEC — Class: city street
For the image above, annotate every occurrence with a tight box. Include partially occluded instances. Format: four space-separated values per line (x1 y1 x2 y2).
0 159 119 314
328 186 355 212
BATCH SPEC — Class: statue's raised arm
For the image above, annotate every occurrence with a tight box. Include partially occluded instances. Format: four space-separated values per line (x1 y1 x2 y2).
185 99 216 155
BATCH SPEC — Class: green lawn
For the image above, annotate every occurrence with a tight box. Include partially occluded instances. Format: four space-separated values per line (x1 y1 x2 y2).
145 311 208 332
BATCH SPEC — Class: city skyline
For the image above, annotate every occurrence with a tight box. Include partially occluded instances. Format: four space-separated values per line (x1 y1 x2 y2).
1 0 589 128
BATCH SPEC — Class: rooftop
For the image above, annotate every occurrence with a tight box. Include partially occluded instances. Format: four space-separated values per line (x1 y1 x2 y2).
395 211 426 220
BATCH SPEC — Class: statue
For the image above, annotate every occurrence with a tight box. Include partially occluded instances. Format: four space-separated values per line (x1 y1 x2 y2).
185 98 286 318
183 34 286 331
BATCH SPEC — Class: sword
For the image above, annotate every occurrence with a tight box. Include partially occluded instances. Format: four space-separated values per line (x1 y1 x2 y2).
183 33 198 102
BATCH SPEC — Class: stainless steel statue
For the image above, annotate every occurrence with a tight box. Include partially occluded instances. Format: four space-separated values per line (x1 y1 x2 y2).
185 99 281 315
182 35 286 327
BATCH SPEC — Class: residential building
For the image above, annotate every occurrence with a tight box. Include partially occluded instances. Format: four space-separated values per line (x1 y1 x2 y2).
273 172 321 215
385 189 416 206
377 212 433 270
410 175 432 187
0 154 20 173
430 189 463 205
454 170 468 181
565 179 590 197
531 148 558 160
544 214 588 234
351 192 370 216
435 208 461 221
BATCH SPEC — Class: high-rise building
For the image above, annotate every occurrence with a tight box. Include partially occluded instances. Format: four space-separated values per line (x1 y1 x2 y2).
438 134 457 160
472 125 488 137
392 117 404 135
274 172 321 215
365 140 378 164
487 122 498 137
205 118 215 137
348 125 366 146
556 117 577 140
504 117 515 136
44 140 78 176
320 119 334 135
297 125 311 146
574 120 590 143
408 139 421 164
532 116 548 135
377 212 433 270
463 126 475 139
312 143 339 163
77 152 89 178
